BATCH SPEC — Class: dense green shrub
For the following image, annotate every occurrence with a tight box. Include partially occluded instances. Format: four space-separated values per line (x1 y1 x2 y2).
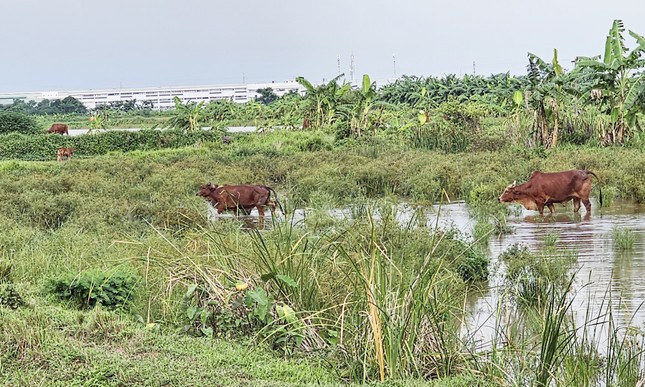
0 111 38 135
0 283 23 309
47 270 139 310
0 129 224 161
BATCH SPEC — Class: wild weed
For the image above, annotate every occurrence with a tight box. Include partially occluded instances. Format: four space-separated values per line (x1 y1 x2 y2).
612 227 635 251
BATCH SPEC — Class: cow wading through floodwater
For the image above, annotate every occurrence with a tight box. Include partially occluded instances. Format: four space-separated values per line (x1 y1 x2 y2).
498 170 602 215
197 183 278 220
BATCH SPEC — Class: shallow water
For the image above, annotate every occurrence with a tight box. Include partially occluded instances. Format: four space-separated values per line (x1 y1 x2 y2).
459 199 645 349
207 198 645 347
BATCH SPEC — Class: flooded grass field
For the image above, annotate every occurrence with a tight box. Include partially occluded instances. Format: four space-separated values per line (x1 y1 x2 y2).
449 199 645 353
211 198 645 355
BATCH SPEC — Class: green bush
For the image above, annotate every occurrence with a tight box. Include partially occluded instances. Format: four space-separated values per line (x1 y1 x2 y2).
0 283 24 309
47 270 139 310
0 112 38 135
0 129 224 161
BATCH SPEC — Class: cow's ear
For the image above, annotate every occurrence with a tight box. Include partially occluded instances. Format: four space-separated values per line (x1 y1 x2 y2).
511 180 516 187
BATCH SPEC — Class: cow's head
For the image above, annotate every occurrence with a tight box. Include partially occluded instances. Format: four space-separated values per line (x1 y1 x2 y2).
498 181 520 203
196 182 219 198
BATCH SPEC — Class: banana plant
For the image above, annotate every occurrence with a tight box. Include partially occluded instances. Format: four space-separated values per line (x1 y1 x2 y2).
525 48 567 147
166 96 204 132
573 19 645 144
296 74 349 129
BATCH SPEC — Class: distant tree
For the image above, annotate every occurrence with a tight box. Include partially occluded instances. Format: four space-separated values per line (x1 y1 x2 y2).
58 96 87 114
1 99 31 114
255 87 278 105
29 97 87 115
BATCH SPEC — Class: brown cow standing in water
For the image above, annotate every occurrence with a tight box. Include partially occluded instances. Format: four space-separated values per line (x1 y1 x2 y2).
47 123 69 135
57 147 75 162
498 170 602 215
196 183 277 219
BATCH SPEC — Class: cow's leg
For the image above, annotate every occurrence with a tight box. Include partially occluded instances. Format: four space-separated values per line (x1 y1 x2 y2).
547 203 556 214
268 201 276 217
536 200 546 215
573 198 581 212
582 199 592 213
256 205 265 220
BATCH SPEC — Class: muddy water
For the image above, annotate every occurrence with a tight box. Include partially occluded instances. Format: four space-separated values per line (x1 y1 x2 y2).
453 199 645 349
207 199 645 345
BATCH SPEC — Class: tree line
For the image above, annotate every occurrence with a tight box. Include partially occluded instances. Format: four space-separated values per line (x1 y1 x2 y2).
1 19 643 148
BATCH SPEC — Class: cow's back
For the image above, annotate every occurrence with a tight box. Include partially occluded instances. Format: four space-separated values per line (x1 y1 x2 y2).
527 170 592 201
216 184 270 208
48 123 69 134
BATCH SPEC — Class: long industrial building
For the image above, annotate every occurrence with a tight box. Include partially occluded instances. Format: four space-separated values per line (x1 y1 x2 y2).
0 80 306 110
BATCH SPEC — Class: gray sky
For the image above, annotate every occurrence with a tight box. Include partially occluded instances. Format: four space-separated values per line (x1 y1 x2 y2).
1 0 643 92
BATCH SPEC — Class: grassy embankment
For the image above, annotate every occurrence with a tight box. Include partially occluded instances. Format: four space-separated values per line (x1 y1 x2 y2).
1 130 644 385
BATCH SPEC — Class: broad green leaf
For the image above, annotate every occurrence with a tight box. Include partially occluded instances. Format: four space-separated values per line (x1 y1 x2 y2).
362 74 371 95
513 90 524 106
201 327 213 338
184 283 198 299
417 111 427 125
276 304 297 324
186 305 197 320
276 274 297 288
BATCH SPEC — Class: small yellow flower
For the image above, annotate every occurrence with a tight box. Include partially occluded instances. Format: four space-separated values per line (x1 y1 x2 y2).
235 282 248 291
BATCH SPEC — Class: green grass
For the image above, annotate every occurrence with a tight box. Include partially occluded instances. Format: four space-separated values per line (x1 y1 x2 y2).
1 133 645 385
612 227 636 251
0 303 337 386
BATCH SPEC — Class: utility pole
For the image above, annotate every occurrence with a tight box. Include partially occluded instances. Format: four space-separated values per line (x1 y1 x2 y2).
473 61 476 76
337 55 341 75
393 54 397 78
350 52 355 83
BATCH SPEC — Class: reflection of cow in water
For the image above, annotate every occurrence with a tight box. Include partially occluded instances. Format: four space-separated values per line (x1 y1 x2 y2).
57 147 75 162
196 183 277 220
48 123 69 135
498 170 602 215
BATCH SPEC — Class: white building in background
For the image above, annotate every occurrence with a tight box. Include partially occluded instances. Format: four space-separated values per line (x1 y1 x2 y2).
0 80 306 110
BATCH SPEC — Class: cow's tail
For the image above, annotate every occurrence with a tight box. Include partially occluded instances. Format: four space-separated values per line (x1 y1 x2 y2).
586 170 603 208
264 186 284 215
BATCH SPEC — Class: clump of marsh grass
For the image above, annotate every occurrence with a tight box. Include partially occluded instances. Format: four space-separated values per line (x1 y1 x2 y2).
498 244 574 309
542 231 559 248
612 227 635 251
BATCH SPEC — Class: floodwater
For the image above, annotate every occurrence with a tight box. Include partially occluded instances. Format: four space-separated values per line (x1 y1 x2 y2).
207 198 645 348
457 199 645 350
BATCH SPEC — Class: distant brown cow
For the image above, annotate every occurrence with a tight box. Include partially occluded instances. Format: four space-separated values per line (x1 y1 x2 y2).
57 147 75 162
498 170 602 215
48 123 69 135
197 183 277 219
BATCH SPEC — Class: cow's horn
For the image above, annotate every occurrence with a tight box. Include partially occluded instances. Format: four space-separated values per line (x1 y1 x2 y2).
512 180 516 187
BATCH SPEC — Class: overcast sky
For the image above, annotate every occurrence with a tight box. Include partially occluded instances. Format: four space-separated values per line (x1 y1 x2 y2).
1 0 643 92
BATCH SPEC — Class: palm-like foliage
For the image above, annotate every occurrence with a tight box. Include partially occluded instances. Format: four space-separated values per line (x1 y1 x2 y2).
166 96 205 132
296 74 350 129
525 49 567 147
349 74 379 137
572 19 645 144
